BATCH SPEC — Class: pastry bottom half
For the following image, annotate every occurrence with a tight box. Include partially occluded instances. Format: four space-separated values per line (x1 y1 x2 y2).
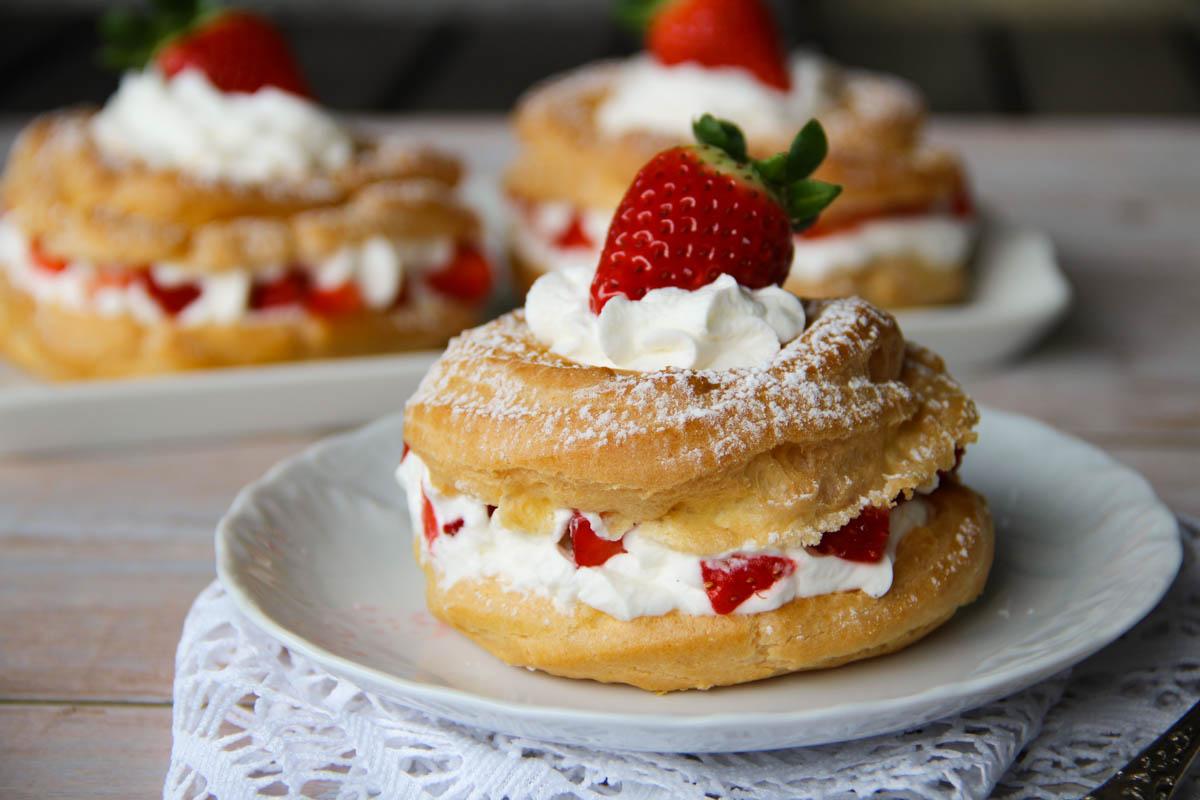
509 247 967 309
422 481 993 692
0 273 479 380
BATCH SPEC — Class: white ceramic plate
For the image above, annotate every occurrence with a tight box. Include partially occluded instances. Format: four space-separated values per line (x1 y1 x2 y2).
217 407 1179 753
894 221 1070 373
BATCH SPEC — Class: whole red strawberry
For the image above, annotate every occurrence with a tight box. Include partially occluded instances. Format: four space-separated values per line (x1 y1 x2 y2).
101 1 311 97
621 0 791 90
589 114 840 313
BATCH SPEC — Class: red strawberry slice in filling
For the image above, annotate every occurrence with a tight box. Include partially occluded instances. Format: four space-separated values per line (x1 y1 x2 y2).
701 553 796 615
139 271 202 316
30 239 69 274
553 214 595 250
250 269 310 310
808 506 892 563
306 283 364 317
563 511 626 568
420 488 464 546
425 245 493 304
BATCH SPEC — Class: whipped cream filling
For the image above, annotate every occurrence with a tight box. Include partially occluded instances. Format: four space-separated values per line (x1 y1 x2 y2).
596 53 839 142
91 69 353 184
398 452 930 621
511 200 975 282
789 215 976 279
0 216 453 326
526 267 805 371
510 202 611 275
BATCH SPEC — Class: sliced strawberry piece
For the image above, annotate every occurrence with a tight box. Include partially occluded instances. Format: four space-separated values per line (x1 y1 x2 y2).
951 187 974 217
306 283 364 317
553 214 595 250
425 245 493 304
563 511 626 568
92 267 136 290
249 268 309 310
401 442 410 461
29 239 68 274
155 12 312 97
629 0 791 90
442 518 465 536
139 271 202 316
421 491 439 546
808 506 892 563
589 115 839 313
701 553 796 615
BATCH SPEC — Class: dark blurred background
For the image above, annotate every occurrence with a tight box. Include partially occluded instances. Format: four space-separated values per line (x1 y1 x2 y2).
1 0 1198 114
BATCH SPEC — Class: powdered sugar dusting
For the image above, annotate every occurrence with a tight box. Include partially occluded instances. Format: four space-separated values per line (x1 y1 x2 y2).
407 297 926 474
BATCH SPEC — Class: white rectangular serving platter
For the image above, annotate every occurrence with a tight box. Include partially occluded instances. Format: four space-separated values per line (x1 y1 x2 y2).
0 117 1069 456
0 354 438 455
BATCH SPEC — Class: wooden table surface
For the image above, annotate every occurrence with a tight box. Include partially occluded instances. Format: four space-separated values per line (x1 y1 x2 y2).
0 117 1197 798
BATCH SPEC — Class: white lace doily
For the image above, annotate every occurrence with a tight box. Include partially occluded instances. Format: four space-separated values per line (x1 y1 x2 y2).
166 518 1197 800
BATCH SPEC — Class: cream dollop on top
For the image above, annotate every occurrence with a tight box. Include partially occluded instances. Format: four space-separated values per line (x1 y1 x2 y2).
596 53 839 142
91 69 353 184
525 266 806 372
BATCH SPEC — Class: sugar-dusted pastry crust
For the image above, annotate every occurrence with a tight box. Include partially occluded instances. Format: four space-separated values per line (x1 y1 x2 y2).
2 112 478 273
0 271 476 380
404 297 977 555
423 479 992 692
504 61 967 227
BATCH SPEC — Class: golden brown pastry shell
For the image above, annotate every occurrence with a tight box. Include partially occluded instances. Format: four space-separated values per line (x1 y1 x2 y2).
0 272 478 380
2 111 479 274
504 61 968 226
404 298 977 554
424 479 993 692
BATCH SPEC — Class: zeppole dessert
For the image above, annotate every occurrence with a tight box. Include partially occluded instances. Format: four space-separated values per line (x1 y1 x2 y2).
0 5 492 380
507 0 975 308
402 117 992 691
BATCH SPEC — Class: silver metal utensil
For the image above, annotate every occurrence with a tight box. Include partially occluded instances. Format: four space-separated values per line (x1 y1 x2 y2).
1082 698 1200 799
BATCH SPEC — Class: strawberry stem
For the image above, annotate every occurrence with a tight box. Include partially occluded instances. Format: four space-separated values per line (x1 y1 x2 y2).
691 113 842 232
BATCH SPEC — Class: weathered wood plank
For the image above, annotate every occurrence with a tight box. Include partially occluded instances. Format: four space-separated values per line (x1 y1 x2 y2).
0 704 171 800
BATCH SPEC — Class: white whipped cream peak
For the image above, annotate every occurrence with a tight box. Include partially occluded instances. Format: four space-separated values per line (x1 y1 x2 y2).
525 266 805 372
91 68 353 184
596 52 839 142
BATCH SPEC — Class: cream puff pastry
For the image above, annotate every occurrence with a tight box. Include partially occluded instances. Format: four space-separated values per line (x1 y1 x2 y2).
507 0 974 308
0 9 492 380
401 116 991 691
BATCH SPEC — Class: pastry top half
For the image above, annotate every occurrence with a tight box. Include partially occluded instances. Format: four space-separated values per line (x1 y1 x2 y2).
404 296 977 556
505 57 968 225
2 111 479 275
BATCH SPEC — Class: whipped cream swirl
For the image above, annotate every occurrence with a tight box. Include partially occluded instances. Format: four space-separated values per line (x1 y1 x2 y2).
525 266 805 371
596 53 839 142
91 69 353 184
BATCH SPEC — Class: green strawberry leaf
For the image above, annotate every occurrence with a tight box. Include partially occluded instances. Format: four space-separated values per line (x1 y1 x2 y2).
753 152 788 184
615 0 673 33
785 119 828 181
98 0 219 71
692 114 748 163
785 179 842 225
